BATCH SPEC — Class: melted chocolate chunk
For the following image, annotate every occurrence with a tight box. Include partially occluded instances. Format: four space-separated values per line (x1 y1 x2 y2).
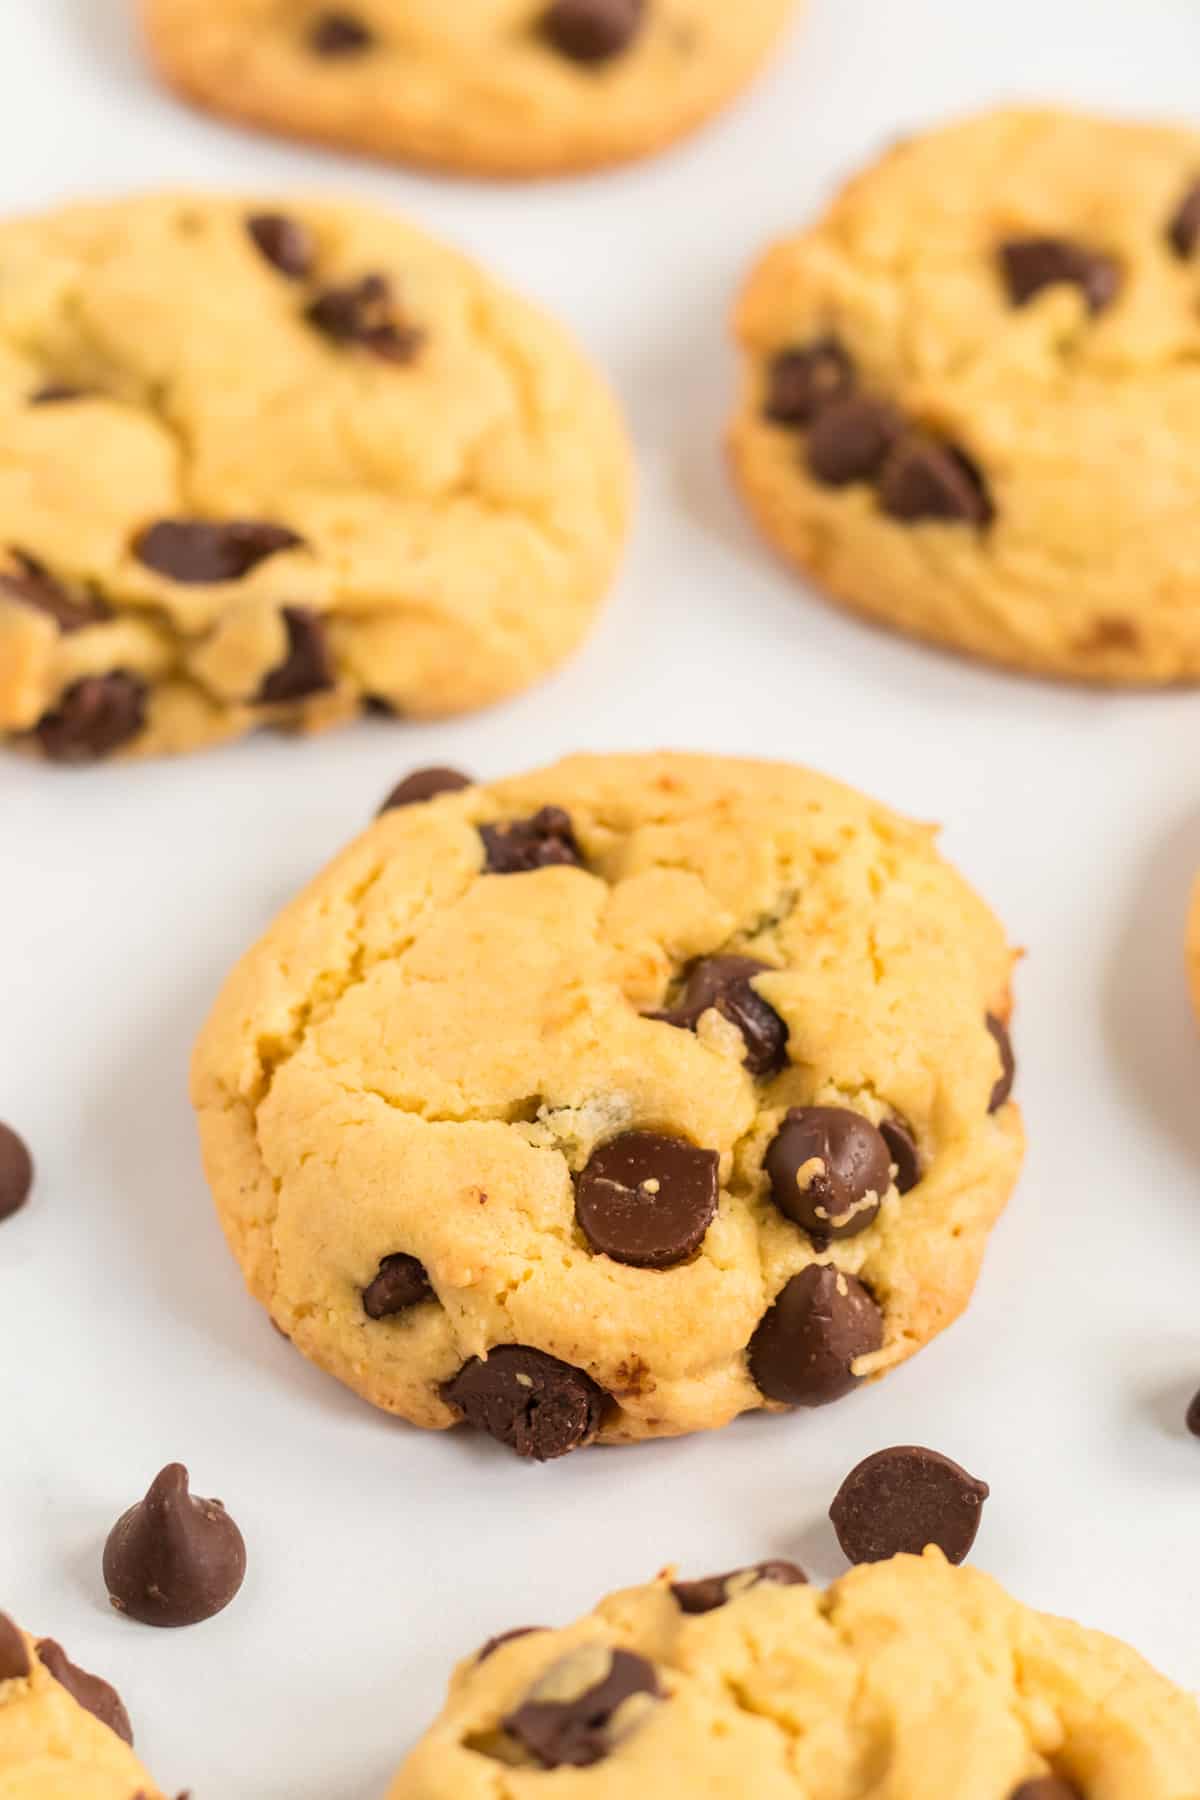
35 673 147 764
879 436 993 525
256 608 335 705
541 0 646 64
135 519 304 584
764 1107 892 1244
986 1012 1015 1112
808 396 904 486
749 1263 883 1407
765 338 855 426
246 212 316 279
362 1253 433 1318
574 1131 719 1269
504 1647 661 1768
36 1639 133 1744
480 806 584 874
648 955 787 1076
830 1445 989 1566
443 1346 606 1460
0 551 109 632
306 275 421 362
670 1560 806 1615
999 236 1121 314
103 1463 247 1628
478 1626 547 1663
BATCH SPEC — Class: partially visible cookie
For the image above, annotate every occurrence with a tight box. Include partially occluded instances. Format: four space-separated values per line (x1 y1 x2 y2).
0 194 630 763
387 1550 1200 1795
140 2 802 178
731 108 1200 684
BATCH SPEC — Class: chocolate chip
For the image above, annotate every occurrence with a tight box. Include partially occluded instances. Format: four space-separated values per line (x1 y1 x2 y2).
541 0 646 64
830 1445 989 1566
0 1614 30 1682
808 396 904 487
306 275 421 363
1186 1389 1200 1437
574 1130 719 1269
442 1346 606 1460
0 1123 34 1222
246 212 315 280
1 551 109 632
648 956 788 1076
765 339 855 426
1168 180 1200 258
481 806 584 874
35 673 147 764
103 1464 246 1628
36 1639 133 1744
986 1012 1015 1112
505 1647 661 1768
309 10 374 54
256 607 335 705
999 237 1121 314
749 1263 883 1407
879 436 993 525
764 1107 892 1244
670 1560 806 1615
362 1253 433 1318
379 766 472 813
1009 1783 1082 1800
478 1626 546 1663
135 519 304 584
30 383 90 405
879 1116 921 1194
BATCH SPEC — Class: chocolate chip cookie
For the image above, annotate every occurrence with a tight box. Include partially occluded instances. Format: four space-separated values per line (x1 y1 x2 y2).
731 108 1200 683
140 1 802 178
387 1550 1200 1795
191 753 1022 1455
0 194 630 763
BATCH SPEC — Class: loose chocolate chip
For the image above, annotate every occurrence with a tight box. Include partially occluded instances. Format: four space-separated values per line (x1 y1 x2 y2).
30 383 90 405
0 551 109 632
35 673 147 764
574 1131 719 1269
986 1012 1015 1112
999 237 1121 315
135 519 304 584
0 1123 34 1222
541 0 646 64
1009 1783 1082 1800
749 1263 883 1407
765 1107 892 1244
765 339 855 426
1168 180 1200 258
670 1560 806 1615
0 1614 30 1682
1186 1389 1200 1437
808 396 904 487
648 956 788 1076
379 766 472 813
830 1445 989 1566
442 1345 606 1461
362 1253 433 1318
306 275 421 363
102 1463 246 1628
879 435 993 525
879 1116 921 1194
36 1639 133 1744
246 212 315 280
481 806 584 874
309 9 374 54
505 1647 661 1768
256 607 335 705
478 1626 546 1663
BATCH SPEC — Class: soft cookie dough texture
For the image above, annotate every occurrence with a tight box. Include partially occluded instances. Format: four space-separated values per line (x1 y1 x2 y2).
0 1619 161 1800
732 108 1200 683
388 1551 1200 1796
140 1 802 179
0 193 629 762
192 752 1022 1452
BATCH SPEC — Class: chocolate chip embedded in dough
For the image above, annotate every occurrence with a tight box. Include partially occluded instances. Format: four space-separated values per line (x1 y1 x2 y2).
480 806 584 873
306 275 422 362
808 396 904 487
541 0 646 64
35 673 148 764
647 956 787 1075
879 1116 921 1194
764 1107 892 1244
879 435 993 526
986 1012 1015 1112
379 767 472 813
749 1263 883 1406
135 519 304 584
442 1346 607 1460
1168 179 1200 257
246 212 316 280
256 608 336 705
35 1639 133 1744
999 236 1121 314
670 1559 806 1615
0 551 109 632
362 1253 433 1318
574 1130 719 1269
0 1614 30 1682
309 10 374 55
765 339 855 426
504 1645 662 1768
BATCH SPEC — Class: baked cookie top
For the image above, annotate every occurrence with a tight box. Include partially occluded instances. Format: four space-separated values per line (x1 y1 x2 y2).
0 1615 161 1800
0 194 630 761
731 108 1200 684
192 752 1022 1454
140 1 801 178
387 1550 1200 1796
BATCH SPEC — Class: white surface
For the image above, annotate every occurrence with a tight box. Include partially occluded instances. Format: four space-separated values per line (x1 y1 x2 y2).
2 1 1200 1793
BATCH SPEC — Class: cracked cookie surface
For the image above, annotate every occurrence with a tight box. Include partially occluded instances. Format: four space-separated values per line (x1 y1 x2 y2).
731 108 1200 684
192 753 1021 1452
386 1550 1200 1796
0 194 630 762
139 1 802 179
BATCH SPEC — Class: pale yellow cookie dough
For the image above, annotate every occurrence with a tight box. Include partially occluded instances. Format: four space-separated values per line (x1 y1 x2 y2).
731 108 1200 684
0 1620 161 1800
191 752 1023 1453
140 1 802 179
387 1550 1200 1796
0 193 630 763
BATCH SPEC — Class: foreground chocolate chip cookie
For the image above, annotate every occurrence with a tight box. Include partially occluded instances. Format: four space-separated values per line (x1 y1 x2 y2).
0 195 630 763
387 1550 1200 1794
192 752 1022 1453
731 108 1200 684
139 1 802 179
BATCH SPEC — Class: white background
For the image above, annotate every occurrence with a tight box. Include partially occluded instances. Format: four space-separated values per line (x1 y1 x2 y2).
2 1 1199 1794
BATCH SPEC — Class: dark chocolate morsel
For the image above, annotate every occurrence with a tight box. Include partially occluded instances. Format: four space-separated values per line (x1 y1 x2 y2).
999 236 1121 315
35 673 147 764
765 339 855 426
362 1253 433 1318
749 1263 883 1406
306 275 422 362
648 955 788 1076
36 1639 133 1744
1168 180 1200 258
670 1560 806 1615
246 212 316 280
541 0 646 64
480 806 584 874
379 767 472 813
309 10 374 54
477 1626 547 1663
1008 1783 1082 1800
135 518 304 584
764 1107 892 1244
574 1131 719 1269
102 1463 246 1628
504 1647 661 1768
879 1116 921 1194
986 1012 1015 1112
256 607 335 705
0 1613 30 1682
1 551 109 632
808 395 903 487
1186 1389 1200 1437
879 436 993 525
442 1345 606 1461
829 1445 989 1566
0 1123 34 1222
